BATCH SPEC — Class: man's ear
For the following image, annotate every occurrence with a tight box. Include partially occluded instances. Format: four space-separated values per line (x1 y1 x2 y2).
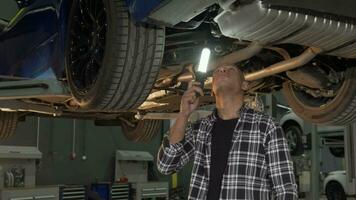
242 81 249 91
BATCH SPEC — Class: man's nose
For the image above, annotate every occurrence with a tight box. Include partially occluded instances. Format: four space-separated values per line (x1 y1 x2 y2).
217 67 227 73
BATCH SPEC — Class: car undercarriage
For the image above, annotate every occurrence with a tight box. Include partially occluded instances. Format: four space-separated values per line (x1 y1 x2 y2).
0 0 356 141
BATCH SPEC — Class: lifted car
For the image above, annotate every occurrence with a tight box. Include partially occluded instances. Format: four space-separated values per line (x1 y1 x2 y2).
0 0 355 141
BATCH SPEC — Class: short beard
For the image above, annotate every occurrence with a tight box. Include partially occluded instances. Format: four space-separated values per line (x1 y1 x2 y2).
213 84 243 96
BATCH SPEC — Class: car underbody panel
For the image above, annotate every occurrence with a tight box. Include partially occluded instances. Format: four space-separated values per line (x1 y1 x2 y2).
262 0 356 20
0 0 355 126
215 0 356 58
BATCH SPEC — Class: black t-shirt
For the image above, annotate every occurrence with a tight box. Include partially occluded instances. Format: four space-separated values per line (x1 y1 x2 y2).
206 116 238 200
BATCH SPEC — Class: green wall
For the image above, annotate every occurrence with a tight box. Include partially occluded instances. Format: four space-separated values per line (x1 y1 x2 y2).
0 92 289 196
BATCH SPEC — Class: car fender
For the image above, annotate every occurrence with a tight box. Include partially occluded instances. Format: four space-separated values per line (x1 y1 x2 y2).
323 170 347 194
280 111 304 129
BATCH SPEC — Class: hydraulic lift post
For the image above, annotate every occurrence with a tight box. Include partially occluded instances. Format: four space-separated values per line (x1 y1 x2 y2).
310 124 320 200
344 123 356 197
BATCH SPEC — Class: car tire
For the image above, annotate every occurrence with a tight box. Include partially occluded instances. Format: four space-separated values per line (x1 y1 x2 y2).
326 181 346 200
329 147 345 158
120 119 162 143
0 111 17 140
66 0 164 110
282 67 356 125
282 122 304 156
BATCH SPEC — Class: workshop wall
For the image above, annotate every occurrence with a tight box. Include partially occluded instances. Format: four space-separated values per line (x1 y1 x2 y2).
0 92 291 196
0 116 169 186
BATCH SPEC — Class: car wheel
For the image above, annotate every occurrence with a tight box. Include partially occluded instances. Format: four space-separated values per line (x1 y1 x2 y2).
282 122 304 156
66 0 164 110
329 147 345 158
0 111 17 140
120 117 162 143
326 181 346 200
282 67 356 125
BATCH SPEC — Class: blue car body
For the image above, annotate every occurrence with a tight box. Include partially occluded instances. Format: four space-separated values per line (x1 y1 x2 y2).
0 0 160 80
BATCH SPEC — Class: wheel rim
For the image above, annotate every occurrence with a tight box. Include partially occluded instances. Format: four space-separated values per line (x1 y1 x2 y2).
286 129 297 151
291 85 339 108
331 191 342 199
327 183 346 200
330 147 345 157
68 0 107 94
282 67 356 125
120 115 142 141
120 115 161 142
288 70 345 109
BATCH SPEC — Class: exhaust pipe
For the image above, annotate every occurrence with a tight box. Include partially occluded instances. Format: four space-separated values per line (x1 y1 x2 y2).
145 47 321 104
244 47 321 81
201 47 322 89
177 46 321 84
175 41 263 83
209 41 263 70
160 45 320 89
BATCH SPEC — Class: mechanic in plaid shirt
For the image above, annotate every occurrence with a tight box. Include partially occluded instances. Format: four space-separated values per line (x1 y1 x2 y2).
157 65 298 200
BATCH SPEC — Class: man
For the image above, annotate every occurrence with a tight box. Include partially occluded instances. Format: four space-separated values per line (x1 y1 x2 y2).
157 65 298 199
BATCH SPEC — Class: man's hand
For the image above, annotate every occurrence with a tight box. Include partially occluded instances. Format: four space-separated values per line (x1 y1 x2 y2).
180 81 204 118
168 81 203 145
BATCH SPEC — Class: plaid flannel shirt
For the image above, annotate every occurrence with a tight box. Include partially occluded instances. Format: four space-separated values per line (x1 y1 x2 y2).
157 105 298 200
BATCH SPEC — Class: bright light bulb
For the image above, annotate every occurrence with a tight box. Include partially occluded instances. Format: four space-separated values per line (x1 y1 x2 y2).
198 48 211 73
